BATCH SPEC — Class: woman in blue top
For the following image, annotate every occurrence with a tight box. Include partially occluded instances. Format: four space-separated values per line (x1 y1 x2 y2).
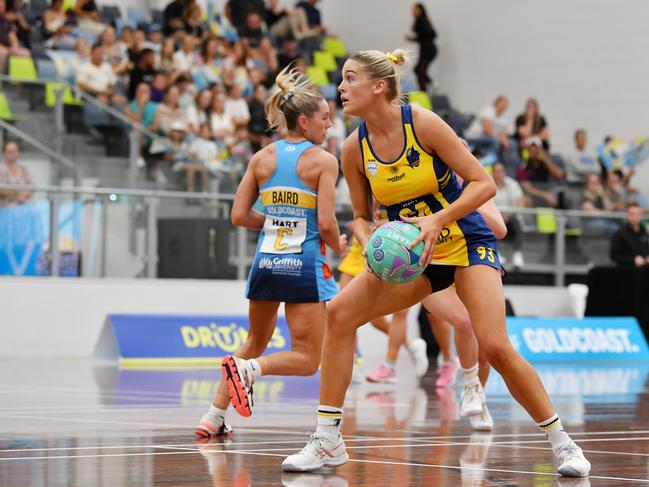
195 66 347 437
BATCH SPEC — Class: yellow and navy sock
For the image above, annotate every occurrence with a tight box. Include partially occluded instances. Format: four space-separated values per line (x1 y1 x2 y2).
316 405 343 438
538 414 571 450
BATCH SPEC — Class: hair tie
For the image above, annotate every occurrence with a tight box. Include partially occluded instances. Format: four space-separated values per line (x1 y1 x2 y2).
281 89 295 103
385 51 398 63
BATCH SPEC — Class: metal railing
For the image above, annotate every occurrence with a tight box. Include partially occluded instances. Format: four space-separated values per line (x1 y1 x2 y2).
0 183 633 286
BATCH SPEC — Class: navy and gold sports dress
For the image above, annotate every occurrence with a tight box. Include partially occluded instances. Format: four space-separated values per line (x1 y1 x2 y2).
358 105 501 291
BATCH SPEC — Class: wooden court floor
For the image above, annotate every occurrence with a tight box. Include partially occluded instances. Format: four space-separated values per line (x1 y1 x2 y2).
1 359 649 486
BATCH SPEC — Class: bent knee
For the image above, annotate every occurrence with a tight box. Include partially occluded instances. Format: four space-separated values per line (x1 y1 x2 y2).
326 301 354 333
482 343 514 370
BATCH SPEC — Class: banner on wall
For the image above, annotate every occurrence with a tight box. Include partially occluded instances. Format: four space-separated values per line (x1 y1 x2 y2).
0 200 82 276
106 314 291 368
507 317 649 362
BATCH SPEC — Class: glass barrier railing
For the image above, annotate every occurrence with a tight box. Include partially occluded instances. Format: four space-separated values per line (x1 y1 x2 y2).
0 184 637 286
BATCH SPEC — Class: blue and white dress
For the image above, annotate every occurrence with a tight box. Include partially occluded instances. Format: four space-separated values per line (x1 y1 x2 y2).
246 140 338 303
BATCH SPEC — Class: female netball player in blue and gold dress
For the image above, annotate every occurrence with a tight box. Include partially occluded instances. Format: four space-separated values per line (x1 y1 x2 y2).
195 66 346 437
283 50 590 477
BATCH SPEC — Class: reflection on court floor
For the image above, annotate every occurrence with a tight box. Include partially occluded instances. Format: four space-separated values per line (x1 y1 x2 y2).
0 359 648 486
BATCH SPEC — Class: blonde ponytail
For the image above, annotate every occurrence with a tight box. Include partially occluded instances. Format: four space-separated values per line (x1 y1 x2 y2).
349 48 411 103
266 65 324 133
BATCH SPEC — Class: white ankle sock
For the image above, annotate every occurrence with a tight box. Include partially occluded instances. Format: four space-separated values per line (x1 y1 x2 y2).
316 404 342 439
386 360 396 369
248 359 262 378
208 403 227 419
462 363 480 387
538 414 571 450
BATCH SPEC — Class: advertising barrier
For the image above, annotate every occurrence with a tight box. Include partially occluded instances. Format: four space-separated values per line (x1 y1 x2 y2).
507 317 649 362
107 314 290 368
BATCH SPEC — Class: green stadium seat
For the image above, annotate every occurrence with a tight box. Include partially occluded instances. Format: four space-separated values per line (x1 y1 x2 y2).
0 93 23 122
407 91 432 110
305 66 329 87
313 51 337 72
8 56 37 83
323 37 347 58
45 83 83 108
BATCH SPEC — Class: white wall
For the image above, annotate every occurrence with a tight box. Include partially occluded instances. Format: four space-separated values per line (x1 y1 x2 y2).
0 277 573 358
321 0 649 156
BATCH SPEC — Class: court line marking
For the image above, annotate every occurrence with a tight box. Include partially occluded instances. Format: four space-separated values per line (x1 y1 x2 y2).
2 445 647 484
4 435 649 460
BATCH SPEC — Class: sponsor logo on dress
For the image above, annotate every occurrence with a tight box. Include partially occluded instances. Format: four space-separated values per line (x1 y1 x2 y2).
259 257 273 269
285 145 296 152
259 256 304 275
367 160 379 177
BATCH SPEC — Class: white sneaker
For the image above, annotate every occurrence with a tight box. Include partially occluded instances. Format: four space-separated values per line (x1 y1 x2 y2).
512 251 525 268
407 338 429 377
460 383 484 417
469 403 494 431
555 440 591 477
282 433 349 472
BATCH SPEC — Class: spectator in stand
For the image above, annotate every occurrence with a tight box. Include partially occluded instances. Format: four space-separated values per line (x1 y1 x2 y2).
173 35 199 80
148 25 164 54
296 0 324 34
153 84 188 135
249 37 278 78
77 44 126 106
100 26 131 98
605 171 626 212
163 0 185 37
516 136 564 207
266 0 290 39
187 89 213 134
157 37 176 75
0 0 29 71
492 161 525 267
150 72 169 102
464 95 510 164
124 82 158 170
188 122 220 176
240 11 266 48
247 83 270 151
0 141 32 208
5 0 29 50
515 98 550 151
226 0 265 34
224 83 250 128
581 173 619 236
295 0 324 55
196 36 225 87
406 2 437 92
277 36 301 70
124 82 158 128
610 203 649 267
166 121 208 192
128 29 150 64
564 129 600 185
73 0 104 36
128 48 156 100
174 74 196 110
209 92 234 142
182 3 206 38
43 0 67 39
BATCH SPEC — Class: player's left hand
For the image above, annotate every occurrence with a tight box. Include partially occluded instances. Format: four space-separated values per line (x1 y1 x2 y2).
400 214 442 266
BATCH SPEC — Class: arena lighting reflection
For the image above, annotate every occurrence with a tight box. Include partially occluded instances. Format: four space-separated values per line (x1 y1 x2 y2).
94 364 649 410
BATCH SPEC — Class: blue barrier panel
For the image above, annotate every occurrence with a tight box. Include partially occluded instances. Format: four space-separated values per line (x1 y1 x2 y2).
507 317 649 362
108 314 290 368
